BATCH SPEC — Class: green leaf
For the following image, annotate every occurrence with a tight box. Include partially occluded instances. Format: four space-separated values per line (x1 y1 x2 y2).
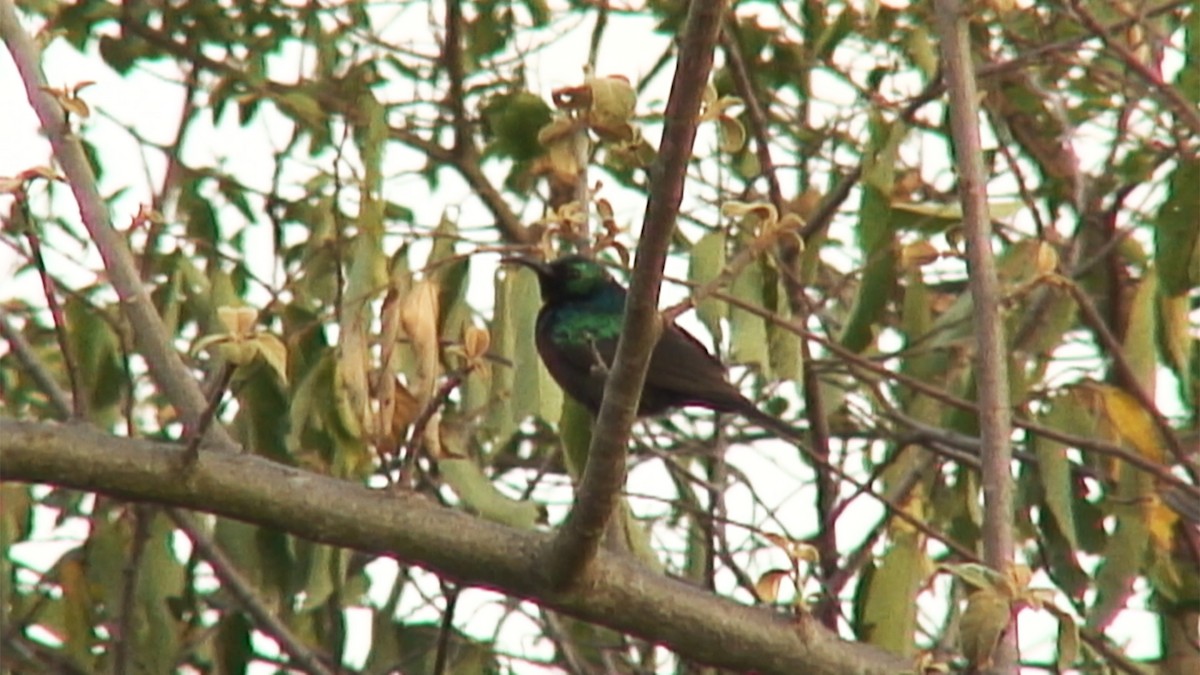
1033 398 1082 549
1122 270 1158 392
439 427 541 529
64 297 124 424
486 271 518 443
855 530 923 655
57 555 97 670
1089 490 1150 631
1159 292 1194 407
764 259 801 381
688 230 727 344
729 255 769 371
559 396 593 480
483 91 553 161
294 541 347 612
216 611 253 675
134 514 185 673
1154 158 1200 296
838 116 904 352
231 360 292 462
960 588 1012 670
430 216 471 344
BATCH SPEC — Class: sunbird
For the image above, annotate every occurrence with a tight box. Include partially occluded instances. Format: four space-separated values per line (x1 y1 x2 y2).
506 255 796 437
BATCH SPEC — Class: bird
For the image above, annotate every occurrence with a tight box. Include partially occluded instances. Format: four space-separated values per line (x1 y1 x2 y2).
504 254 798 438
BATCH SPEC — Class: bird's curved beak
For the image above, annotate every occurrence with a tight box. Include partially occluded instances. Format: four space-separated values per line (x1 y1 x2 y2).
499 256 549 277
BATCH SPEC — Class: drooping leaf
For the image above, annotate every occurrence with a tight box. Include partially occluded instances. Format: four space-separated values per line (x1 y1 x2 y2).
729 255 769 371
839 115 904 352
1154 158 1200 296
856 530 923 655
689 230 727 345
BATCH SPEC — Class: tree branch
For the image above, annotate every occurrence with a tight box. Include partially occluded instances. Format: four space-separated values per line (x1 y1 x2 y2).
1068 0 1200 138
0 0 233 447
166 509 338 675
546 0 727 588
0 308 73 419
934 1 1016 671
0 419 910 675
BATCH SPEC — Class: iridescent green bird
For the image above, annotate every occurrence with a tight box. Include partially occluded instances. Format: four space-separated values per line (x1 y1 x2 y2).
507 255 793 435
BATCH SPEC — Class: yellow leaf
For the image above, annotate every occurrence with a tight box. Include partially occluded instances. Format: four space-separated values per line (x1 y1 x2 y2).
900 241 940 270
535 115 579 145
1145 494 1180 553
1097 384 1164 463
587 74 637 141
61 96 90 117
463 325 491 361
941 562 1006 593
721 200 778 224
252 334 289 384
401 280 441 402
763 533 820 564
754 568 790 604
217 340 257 366
960 588 1013 670
217 305 258 336
717 115 746 153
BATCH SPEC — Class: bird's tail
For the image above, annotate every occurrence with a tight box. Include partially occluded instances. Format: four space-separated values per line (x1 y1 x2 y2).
736 402 808 446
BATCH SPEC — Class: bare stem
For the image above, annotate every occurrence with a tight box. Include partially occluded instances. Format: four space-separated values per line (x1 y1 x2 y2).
934 1 1016 671
547 0 728 589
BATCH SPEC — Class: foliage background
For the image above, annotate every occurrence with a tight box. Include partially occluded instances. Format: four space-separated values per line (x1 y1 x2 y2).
1 0 1197 673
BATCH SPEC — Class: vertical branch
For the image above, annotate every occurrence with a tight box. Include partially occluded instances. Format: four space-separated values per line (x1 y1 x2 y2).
546 0 728 588
934 1 1016 672
718 18 783 209
433 580 460 675
112 505 151 675
443 0 472 156
721 14 839 628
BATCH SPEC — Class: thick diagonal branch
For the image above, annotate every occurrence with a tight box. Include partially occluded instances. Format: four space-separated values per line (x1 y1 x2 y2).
1 419 910 675
546 0 727 587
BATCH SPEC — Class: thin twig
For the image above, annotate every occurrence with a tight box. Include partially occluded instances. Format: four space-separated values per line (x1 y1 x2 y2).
1063 280 1195 482
719 17 783 209
183 363 234 464
703 287 1199 499
399 371 466 484
167 509 338 675
0 308 73 419
442 0 470 155
432 580 460 675
21 206 84 419
1068 0 1200 138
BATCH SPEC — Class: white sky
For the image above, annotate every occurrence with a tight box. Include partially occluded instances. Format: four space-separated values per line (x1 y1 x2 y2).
2 2 1187 673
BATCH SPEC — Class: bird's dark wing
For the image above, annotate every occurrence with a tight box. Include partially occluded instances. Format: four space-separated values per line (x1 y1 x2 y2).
535 309 756 417
640 323 754 415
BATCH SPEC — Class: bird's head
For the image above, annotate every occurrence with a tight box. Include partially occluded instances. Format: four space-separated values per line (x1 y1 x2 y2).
502 255 616 303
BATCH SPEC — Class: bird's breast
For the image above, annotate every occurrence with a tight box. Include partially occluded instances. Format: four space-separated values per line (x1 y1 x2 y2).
541 304 622 347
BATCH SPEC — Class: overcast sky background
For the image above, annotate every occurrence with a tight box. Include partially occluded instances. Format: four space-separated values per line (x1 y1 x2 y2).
2 2 1182 671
